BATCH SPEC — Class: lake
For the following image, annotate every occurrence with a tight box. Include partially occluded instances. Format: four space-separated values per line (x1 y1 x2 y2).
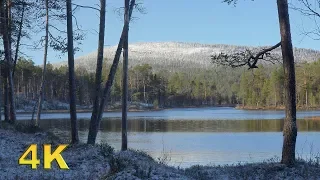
17 107 320 168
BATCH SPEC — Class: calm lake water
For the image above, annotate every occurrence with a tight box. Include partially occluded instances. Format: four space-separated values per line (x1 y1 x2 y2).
18 107 320 168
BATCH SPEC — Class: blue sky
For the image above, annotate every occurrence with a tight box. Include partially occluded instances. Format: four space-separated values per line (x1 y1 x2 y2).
22 0 319 65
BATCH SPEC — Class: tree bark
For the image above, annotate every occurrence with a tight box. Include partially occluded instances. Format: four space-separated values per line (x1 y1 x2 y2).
121 0 129 151
30 100 37 122
305 87 308 107
3 76 9 122
12 4 25 78
87 0 106 145
277 0 297 167
66 0 79 144
34 0 49 127
87 0 135 144
1 0 16 124
143 83 146 103
0 69 2 121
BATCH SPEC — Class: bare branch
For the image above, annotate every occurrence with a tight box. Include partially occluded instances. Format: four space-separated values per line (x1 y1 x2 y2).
71 3 100 12
211 42 281 69
290 0 320 18
72 14 81 31
114 0 146 22
49 24 67 33
290 0 320 40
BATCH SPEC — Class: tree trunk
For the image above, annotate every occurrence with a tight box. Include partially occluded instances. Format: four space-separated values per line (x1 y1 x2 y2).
87 0 135 144
274 86 277 107
66 0 79 144
17 78 19 94
31 100 37 122
305 88 307 108
87 0 106 145
0 71 2 121
12 4 25 78
3 76 9 122
34 0 49 127
143 83 146 103
23 71 26 97
121 0 129 151
1 0 16 124
277 0 297 167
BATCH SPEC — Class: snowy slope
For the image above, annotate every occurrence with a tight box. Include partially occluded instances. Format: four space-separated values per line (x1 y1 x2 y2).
55 42 320 72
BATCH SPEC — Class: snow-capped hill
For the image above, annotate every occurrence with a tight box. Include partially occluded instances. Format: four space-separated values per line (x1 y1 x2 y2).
55 42 320 72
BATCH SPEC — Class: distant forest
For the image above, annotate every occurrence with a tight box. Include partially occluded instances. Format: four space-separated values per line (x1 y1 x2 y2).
12 57 320 109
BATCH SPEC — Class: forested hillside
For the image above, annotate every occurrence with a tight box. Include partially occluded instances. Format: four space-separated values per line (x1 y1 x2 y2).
56 42 320 72
14 47 320 110
15 58 243 109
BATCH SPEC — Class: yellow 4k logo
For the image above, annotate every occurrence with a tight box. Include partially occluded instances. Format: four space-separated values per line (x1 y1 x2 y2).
18 144 69 170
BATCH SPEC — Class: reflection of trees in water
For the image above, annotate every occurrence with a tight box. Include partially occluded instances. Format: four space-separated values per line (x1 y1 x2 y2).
21 118 320 133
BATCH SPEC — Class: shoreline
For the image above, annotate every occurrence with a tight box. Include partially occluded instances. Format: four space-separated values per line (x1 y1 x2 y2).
1 122 320 179
15 108 163 114
15 105 237 114
15 104 320 114
236 105 320 111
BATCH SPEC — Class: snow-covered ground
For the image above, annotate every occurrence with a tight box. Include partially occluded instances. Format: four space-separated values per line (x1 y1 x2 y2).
15 98 71 113
14 97 154 113
0 126 109 179
1 124 320 180
55 42 320 73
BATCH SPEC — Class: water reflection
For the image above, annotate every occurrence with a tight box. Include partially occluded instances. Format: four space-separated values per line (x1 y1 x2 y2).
19 118 320 132
18 118 320 167
15 107 320 120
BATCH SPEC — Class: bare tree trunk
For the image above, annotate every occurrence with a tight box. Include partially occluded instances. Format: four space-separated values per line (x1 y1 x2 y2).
242 98 244 107
277 0 297 167
12 4 25 78
31 101 37 121
274 86 277 107
305 88 308 108
23 71 26 97
121 0 129 151
66 0 79 144
3 74 9 122
50 82 54 100
7 0 14 117
87 0 135 144
87 0 106 145
143 83 146 103
17 78 19 94
0 72 2 121
1 0 9 123
1 0 16 124
33 0 49 127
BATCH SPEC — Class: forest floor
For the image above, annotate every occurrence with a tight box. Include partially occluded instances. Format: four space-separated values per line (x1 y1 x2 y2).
1 123 320 180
